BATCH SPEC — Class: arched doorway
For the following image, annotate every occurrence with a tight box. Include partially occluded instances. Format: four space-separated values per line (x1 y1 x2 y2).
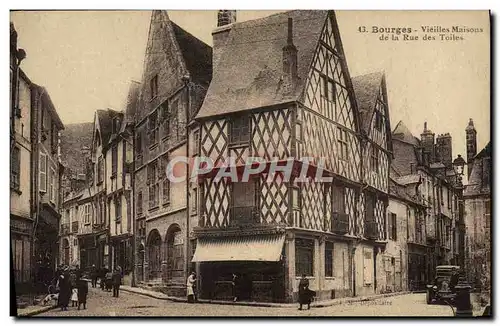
147 230 162 281
62 239 70 266
166 224 184 283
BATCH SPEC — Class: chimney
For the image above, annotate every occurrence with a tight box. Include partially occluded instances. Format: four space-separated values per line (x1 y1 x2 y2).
420 121 435 165
212 10 236 71
436 133 452 169
282 17 298 94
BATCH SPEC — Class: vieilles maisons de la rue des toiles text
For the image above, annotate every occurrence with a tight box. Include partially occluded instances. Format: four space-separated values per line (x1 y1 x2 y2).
358 25 485 41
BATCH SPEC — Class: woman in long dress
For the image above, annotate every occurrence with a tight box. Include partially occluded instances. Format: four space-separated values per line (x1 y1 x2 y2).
186 272 197 303
298 274 312 310
58 267 71 311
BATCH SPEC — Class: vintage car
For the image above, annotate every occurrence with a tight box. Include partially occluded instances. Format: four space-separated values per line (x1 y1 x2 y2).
426 265 460 304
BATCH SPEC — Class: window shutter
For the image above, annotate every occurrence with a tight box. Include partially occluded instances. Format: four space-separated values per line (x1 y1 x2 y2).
39 153 47 192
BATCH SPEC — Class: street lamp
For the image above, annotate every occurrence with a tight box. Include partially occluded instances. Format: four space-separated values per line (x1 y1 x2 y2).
453 155 466 181
452 155 466 267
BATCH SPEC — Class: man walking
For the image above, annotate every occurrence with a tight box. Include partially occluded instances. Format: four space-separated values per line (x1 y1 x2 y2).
186 271 197 303
90 264 98 288
112 267 122 298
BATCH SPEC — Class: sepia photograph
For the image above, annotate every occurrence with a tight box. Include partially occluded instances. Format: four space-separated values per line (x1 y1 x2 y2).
9 9 491 318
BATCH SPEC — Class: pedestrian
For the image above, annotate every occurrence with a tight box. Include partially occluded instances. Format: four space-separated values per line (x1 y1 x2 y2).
186 271 197 303
71 287 78 307
112 267 122 297
77 276 88 310
57 266 71 311
100 267 107 291
450 270 459 292
90 264 98 288
232 273 240 302
298 274 312 310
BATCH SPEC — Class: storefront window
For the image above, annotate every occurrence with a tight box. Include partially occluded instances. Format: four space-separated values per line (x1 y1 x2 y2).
295 238 314 276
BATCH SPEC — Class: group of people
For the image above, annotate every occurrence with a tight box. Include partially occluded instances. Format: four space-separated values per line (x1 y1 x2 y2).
54 265 88 311
89 265 123 297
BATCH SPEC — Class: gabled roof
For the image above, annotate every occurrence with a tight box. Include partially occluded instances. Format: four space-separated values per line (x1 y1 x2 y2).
196 10 329 119
32 84 64 130
171 22 212 87
392 120 420 146
464 142 491 197
352 71 393 153
60 122 93 173
352 71 383 132
95 109 122 147
124 81 141 121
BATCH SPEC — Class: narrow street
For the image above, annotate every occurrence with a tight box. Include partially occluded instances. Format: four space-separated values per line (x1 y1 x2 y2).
37 287 459 317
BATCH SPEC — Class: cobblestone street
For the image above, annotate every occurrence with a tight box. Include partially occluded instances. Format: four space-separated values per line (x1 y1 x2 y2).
36 287 465 317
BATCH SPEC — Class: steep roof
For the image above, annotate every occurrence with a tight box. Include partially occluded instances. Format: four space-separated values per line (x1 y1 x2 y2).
32 84 64 130
60 122 93 174
96 109 122 146
171 22 212 87
351 71 383 132
392 120 420 146
396 174 421 185
196 10 328 119
124 81 141 121
464 142 491 197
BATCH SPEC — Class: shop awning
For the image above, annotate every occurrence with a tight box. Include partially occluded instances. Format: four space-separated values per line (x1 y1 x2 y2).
191 234 285 262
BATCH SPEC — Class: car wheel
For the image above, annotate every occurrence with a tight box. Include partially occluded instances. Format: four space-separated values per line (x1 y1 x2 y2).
426 291 432 304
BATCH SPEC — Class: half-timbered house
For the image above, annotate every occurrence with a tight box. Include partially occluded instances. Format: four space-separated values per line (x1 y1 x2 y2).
192 10 390 303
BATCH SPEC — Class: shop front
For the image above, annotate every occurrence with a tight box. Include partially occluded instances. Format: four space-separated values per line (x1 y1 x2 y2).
192 233 286 303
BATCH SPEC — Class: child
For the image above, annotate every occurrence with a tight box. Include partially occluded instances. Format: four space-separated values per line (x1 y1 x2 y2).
71 287 78 307
77 277 89 310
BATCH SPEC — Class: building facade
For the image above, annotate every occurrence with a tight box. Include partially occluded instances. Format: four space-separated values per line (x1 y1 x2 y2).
190 10 392 303
10 23 32 290
133 10 211 296
464 129 490 293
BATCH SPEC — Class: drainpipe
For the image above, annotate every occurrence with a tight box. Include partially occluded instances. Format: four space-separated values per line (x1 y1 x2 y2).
181 75 191 286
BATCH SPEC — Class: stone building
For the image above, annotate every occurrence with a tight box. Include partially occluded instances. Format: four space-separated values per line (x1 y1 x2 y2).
464 134 490 292
391 120 461 283
133 10 211 295
10 22 32 291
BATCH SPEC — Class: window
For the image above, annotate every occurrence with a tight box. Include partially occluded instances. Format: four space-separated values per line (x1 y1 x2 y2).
371 147 379 172
230 115 250 145
389 213 397 240
84 204 91 224
148 161 159 209
136 133 142 156
97 156 104 184
148 111 158 146
115 197 121 222
325 242 334 277
231 179 257 225
321 75 336 103
39 152 47 192
365 193 375 222
74 239 78 246
112 117 120 134
295 238 314 276
111 145 118 176
192 129 200 156
337 127 349 161
160 102 169 139
51 124 58 154
332 185 345 214
137 192 143 216
440 186 444 205
292 187 300 209
49 168 55 203
162 178 170 205
170 99 179 141
11 147 20 190
150 75 158 99
295 122 302 142
374 110 383 131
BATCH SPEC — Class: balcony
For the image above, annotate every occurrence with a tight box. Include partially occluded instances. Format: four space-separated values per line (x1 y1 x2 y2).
60 223 70 235
229 206 260 227
364 220 378 240
331 212 349 234
71 221 79 233
93 223 106 232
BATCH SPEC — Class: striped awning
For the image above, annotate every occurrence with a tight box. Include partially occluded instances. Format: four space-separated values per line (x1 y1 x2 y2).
191 234 285 262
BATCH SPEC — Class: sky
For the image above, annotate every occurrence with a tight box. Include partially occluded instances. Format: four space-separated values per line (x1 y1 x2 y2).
10 10 490 163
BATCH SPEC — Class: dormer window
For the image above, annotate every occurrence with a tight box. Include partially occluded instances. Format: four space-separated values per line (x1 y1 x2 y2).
230 115 250 145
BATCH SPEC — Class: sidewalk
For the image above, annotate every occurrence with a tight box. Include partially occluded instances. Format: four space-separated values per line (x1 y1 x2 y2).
119 284 411 308
17 304 58 317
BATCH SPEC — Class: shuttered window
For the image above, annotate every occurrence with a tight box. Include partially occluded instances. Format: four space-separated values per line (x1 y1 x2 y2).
388 212 397 240
39 152 47 192
332 185 345 214
11 147 20 190
296 238 314 277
